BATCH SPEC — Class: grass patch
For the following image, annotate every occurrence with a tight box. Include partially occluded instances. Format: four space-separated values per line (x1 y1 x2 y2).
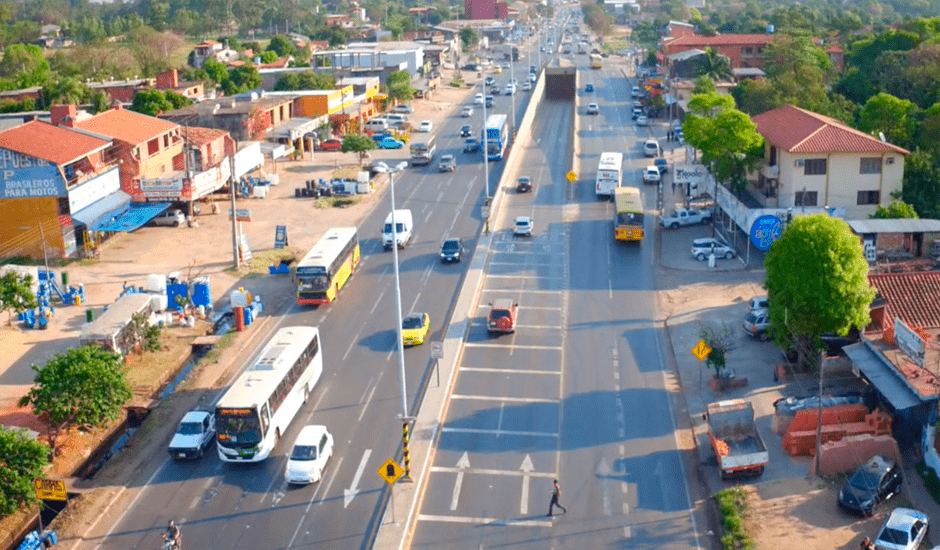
224 247 299 276
314 196 363 209
450 79 464 87
916 461 940 505
333 166 366 180
715 487 755 550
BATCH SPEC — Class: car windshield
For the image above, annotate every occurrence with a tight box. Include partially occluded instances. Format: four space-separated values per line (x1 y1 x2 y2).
515 220 529 227
178 422 203 436
442 241 460 251
490 309 511 320
850 469 881 491
403 316 424 329
878 527 909 544
744 312 761 324
519 178 530 184
290 444 318 461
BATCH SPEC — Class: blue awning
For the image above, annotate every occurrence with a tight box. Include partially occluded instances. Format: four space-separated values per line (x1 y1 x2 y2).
844 342 923 411
71 191 132 228
93 202 171 232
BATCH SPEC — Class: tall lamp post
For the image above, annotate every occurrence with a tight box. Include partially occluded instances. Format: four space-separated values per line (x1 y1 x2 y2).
509 39 517 134
375 161 411 423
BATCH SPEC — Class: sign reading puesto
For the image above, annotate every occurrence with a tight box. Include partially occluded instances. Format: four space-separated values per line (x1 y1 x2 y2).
1 148 67 198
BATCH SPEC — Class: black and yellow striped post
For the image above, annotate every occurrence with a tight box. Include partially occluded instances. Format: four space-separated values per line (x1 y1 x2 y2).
402 422 412 481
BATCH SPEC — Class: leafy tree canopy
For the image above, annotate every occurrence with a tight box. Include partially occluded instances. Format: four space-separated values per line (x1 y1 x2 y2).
460 27 478 49
764 214 876 353
847 29 920 72
0 427 49 516
342 134 376 165
871 200 918 219
386 70 415 102
130 89 191 116
274 71 335 91
0 271 37 325
901 149 940 219
857 92 918 149
266 35 297 58
19 345 133 454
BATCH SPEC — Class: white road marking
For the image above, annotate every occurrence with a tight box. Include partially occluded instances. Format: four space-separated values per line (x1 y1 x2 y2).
450 452 471 511
358 383 379 422
369 288 387 316
496 401 505 437
519 454 534 515
449 394 559 404
459 367 561 375
417 514 552 527
440 427 558 437
342 335 359 362
344 449 372 508
462 343 563 351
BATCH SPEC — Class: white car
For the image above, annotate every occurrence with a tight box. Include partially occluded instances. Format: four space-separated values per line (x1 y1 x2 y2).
474 93 484 104
168 410 215 460
874 508 928 550
461 106 474 117
513 216 533 236
151 208 186 227
586 103 599 115
631 85 640 97
528 73 537 83
392 105 414 114
522 82 532 91
691 238 735 261
419 120 432 133
285 425 334 485
636 115 649 127
642 166 661 184
643 138 660 157
504 84 516 95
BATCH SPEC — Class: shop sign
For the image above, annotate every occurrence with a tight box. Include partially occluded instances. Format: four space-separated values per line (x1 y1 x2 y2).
1 148 67 198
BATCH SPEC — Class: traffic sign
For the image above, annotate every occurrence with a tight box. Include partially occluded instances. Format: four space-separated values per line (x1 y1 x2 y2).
377 458 405 485
431 341 443 359
34 478 67 501
481 205 490 219
692 340 712 361
566 171 577 182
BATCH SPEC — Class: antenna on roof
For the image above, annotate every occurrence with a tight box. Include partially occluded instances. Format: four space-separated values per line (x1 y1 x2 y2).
878 131 886 142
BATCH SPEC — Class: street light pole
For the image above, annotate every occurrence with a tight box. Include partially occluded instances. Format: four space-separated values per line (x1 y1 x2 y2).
509 40 516 134
377 161 410 421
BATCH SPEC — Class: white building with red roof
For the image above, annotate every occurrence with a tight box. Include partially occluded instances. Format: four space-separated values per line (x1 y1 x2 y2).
751 104 909 219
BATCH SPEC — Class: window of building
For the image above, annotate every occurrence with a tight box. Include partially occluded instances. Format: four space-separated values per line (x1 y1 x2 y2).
857 190 880 205
795 190 818 206
803 159 826 175
860 157 882 174
769 146 777 166
147 139 159 156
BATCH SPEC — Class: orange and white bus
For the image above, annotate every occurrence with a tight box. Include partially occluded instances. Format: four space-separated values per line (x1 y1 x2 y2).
296 227 360 305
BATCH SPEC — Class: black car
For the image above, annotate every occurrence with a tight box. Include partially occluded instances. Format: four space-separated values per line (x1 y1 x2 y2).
838 456 902 516
516 176 532 193
440 238 464 263
460 124 473 137
485 96 495 108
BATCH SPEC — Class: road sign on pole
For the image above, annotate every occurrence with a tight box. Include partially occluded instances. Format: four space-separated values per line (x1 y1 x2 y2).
430 341 443 359
566 171 577 182
692 340 712 361
377 458 405 485
33 478 67 501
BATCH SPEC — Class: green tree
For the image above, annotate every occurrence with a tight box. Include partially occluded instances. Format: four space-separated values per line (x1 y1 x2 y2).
0 98 36 113
733 77 781 115
202 59 229 85
871 200 918 219
631 20 661 48
692 47 733 82
130 89 173 116
698 324 736 379
0 271 37 326
460 27 478 50
274 71 335 91
19 345 133 454
918 102 940 156
764 214 876 366
683 92 765 195
266 35 297 58
386 70 415 103
37 78 89 110
692 75 716 95
223 65 261 95
858 92 918 149
834 67 879 105
342 134 376 165
0 44 52 87
901 149 940 219
90 90 111 114
0 427 49 516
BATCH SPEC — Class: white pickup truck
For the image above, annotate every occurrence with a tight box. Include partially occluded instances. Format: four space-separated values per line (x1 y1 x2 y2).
660 207 712 229
168 410 216 460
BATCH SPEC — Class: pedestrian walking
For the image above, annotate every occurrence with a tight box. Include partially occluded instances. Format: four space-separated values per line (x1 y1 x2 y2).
671 180 676 194
547 479 566 516
859 537 875 550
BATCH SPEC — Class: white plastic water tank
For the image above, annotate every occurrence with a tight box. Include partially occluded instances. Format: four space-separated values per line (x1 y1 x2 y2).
150 293 169 311
147 274 167 293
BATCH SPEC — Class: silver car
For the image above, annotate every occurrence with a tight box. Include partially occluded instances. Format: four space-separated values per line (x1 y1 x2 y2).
691 238 735 261
151 208 186 227
874 508 928 550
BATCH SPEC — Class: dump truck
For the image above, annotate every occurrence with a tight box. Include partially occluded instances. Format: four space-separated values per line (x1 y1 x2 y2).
705 399 768 479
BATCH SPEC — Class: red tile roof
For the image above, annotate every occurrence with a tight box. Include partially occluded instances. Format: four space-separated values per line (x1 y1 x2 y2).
76 108 179 146
666 33 776 47
868 272 940 329
826 44 844 53
752 104 909 155
0 120 110 165
182 126 229 145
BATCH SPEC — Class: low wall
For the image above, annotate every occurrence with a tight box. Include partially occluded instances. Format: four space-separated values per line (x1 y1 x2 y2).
812 434 902 476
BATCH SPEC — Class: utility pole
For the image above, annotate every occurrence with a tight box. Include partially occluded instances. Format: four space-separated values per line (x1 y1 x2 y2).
228 155 240 268
814 350 826 475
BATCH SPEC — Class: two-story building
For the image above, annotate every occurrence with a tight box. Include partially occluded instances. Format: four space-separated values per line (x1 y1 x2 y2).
191 40 240 68
662 33 776 69
751 104 908 219
0 119 120 259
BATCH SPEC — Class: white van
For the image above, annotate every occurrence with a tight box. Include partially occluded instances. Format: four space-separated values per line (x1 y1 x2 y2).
643 139 660 157
385 114 409 128
382 209 414 249
364 118 389 132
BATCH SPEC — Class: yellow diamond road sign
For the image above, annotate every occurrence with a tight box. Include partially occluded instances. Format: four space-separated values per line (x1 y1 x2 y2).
378 458 405 485
692 340 712 362
566 171 577 182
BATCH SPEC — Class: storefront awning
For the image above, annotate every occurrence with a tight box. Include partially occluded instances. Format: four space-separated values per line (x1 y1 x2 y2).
71 191 132 228
844 342 922 411
92 202 171 232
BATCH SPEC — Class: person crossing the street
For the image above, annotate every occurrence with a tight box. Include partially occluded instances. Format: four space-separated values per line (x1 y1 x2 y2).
547 479 567 516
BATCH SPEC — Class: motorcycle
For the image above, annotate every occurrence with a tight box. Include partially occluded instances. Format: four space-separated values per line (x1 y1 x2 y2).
162 535 181 550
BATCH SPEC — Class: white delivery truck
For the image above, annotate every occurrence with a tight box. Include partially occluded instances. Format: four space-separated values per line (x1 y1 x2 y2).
382 209 414 250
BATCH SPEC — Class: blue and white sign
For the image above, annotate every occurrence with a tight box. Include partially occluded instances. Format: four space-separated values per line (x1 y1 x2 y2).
750 214 783 251
1 148 67 198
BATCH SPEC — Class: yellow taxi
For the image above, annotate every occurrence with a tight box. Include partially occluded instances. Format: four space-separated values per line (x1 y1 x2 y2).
402 312 430 346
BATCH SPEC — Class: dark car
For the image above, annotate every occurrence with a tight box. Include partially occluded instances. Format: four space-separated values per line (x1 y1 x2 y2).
516 176 532 193
463 138 480 153
485 76 496 86
460 124 473 137
586 83 594 92
485 96 495 108
654 158 668 174
318 139 343 151
838 456 902 516
440 238 464 263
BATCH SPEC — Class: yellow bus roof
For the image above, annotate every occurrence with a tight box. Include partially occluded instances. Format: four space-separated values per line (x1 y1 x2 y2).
614 187 642 213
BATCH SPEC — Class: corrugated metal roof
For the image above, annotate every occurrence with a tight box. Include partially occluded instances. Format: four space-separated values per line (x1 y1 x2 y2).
753 104 909 155
844 342 923 410
848 219 940 234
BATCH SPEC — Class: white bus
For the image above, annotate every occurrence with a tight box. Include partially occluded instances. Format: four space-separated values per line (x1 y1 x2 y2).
216 326 323 462
595 152 624 197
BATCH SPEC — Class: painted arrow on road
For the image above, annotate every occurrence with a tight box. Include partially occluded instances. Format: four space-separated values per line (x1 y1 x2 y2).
344 449 372 508
596 457 612 516
450 452 471 511
519 454 534 515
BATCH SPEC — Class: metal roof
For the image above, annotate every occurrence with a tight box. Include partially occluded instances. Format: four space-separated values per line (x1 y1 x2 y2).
844 342 923 410
848 218 940 234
